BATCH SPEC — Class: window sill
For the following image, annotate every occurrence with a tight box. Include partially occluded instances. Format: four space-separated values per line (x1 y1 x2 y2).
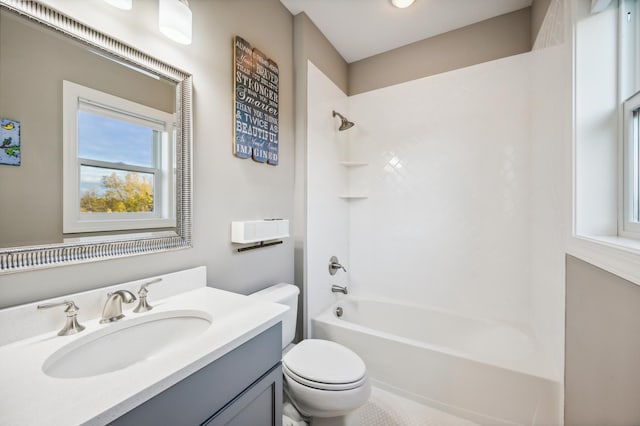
568 235 640 286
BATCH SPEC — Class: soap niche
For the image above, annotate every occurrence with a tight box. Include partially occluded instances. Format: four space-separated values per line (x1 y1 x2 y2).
338 130 369 200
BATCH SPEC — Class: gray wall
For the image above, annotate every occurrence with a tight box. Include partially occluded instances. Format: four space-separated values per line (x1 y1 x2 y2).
0 0 296 308
565 255 640 425
0 11 174 248
348 8 533 95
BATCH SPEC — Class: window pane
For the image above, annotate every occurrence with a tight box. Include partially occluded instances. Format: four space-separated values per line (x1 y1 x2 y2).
78 111 155 167
80 165 154 213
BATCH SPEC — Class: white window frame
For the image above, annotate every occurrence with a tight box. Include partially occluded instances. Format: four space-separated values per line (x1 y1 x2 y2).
619 0 640 238
63 80 176 233
622 90 640 236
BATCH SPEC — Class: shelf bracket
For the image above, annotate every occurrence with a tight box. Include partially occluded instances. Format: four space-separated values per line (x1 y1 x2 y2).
236 240 283 252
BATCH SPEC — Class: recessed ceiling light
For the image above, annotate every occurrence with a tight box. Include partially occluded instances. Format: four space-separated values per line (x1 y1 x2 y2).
391 0 416 8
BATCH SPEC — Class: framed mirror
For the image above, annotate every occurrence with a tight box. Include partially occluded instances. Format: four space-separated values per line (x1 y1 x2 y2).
0 1 192 273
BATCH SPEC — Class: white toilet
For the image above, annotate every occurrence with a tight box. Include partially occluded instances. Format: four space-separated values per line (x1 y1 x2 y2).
251 283 371 426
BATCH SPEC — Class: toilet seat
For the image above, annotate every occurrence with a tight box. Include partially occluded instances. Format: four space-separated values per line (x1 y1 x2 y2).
283 363 368 391
282 339 367 391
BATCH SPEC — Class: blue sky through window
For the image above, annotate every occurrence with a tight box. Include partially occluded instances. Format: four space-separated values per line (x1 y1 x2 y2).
78 111 154 167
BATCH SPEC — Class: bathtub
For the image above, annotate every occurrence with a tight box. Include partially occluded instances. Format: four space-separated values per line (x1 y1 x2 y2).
312 298 562 425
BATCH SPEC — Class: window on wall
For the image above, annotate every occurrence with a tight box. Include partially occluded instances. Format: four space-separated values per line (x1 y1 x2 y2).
571 0 640 283
622 92 640 236
620 0 640 238
63 81 176 233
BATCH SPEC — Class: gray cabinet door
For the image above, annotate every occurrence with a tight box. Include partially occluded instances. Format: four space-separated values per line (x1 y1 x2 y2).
109 323 281 426
204 364 282 426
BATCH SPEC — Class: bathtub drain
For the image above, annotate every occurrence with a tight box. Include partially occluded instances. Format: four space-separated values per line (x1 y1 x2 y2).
335 306 343 317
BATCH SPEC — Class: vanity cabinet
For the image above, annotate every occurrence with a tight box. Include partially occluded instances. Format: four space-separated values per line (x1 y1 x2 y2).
109 323 282 426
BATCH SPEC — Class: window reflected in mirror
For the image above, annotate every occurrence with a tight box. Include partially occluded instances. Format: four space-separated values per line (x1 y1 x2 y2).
63 81 176 234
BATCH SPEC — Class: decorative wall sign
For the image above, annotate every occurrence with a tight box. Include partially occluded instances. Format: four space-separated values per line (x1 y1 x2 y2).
233 36 279 165
0 117 20 166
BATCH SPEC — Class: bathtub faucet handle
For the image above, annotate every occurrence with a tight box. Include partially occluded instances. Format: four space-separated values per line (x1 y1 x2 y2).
331 285 348 295
331 262 347 272
329 256 347 275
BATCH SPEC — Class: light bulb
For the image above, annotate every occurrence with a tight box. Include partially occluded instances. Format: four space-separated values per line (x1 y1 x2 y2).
159 0 192 45
391 0 416 8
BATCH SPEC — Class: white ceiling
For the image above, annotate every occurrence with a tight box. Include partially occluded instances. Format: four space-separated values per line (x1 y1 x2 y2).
279 0 533 63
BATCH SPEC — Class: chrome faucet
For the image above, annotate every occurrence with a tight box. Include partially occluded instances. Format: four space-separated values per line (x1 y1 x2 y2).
331 285 348 295
100 290 137 323
37 300 86 336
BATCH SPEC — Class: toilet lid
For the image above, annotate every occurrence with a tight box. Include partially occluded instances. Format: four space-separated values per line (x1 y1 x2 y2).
283 363 368 391
283 339 366 385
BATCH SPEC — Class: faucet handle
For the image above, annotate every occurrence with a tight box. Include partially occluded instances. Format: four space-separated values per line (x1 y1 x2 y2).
134 278 162 313
37 300 86 336
329 256 347 275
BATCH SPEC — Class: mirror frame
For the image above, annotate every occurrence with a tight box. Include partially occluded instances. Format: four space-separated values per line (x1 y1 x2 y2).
0 0 193 273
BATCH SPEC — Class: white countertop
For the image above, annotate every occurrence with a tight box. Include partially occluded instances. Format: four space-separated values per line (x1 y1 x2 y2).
0 283 288 425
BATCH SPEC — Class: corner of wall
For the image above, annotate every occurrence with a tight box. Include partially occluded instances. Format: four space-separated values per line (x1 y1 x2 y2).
531 0 554 46
293 13 348 94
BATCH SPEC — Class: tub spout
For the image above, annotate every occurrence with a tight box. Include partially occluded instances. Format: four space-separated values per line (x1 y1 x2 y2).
331 285 348 295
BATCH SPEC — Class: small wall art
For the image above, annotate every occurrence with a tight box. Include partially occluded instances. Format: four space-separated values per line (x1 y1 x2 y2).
233 36 279 165
0 117 21 166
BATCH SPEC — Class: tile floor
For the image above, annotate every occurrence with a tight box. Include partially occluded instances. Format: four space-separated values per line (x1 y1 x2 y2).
283 386 477 426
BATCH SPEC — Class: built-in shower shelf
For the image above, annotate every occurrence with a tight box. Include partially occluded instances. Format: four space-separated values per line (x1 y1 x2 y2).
339 195 368 200
340 161 368 167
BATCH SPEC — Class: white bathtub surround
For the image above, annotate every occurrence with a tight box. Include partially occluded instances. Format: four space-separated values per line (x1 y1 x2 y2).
313 299 561 425
0 267 288 425
345 48 567 380
528 42 572 381
305 61 351 337
305 19 569 424
348 53 533 330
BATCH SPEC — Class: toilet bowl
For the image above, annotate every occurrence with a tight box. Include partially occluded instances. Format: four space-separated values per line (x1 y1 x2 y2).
250 283 370 425
283 339 370 419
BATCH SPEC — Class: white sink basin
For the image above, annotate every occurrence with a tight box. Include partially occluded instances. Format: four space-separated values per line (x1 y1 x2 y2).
43 310 211 379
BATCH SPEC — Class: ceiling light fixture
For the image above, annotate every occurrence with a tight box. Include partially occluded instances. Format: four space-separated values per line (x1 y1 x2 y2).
103 0 132 10
391 0 416 8
159 0 192 45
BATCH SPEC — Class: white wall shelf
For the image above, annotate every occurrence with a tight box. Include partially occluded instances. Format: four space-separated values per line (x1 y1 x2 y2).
231 219 290 244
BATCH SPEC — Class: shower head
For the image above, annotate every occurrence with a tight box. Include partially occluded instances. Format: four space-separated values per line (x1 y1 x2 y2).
332 110 355 131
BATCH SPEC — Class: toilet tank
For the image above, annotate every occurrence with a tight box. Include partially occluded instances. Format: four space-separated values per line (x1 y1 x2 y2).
250 283 299 350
